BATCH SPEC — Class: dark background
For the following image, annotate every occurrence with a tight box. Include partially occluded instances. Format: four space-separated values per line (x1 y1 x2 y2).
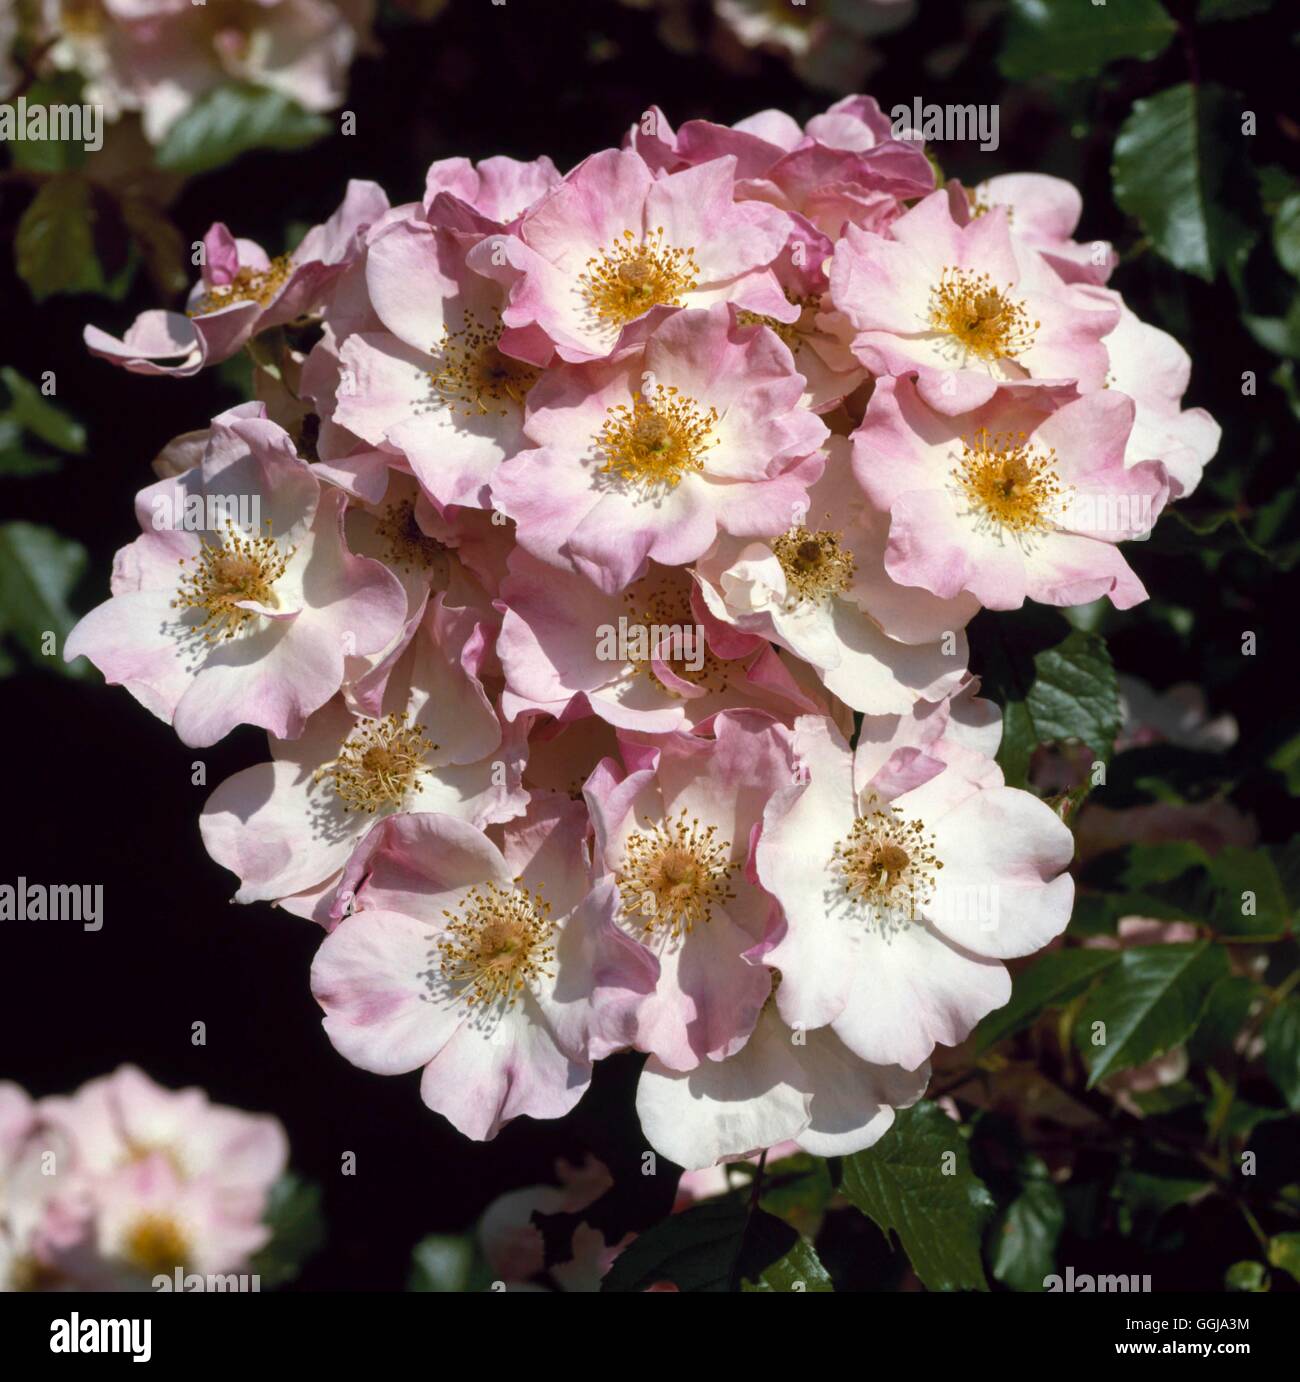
3 0 1300 1289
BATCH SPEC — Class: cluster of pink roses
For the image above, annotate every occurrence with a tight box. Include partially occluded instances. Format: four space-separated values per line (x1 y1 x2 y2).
0 1067 287 1290
17 0 372 143
69 95 1218 1170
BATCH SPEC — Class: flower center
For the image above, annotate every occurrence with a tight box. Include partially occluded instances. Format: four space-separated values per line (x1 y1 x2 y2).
832 799 941 923
580 227 700 326
438 882 556 1008
618 808 738 936
772 524 855 604
190 255 293 316
928 267 1037 361
315 713 436 814
953 428 1068 536
737 292 816 352
172 522 292 642
375 499 450 578
620 572 726 694
60 0 105 37
426 311 538 418
124 1214 190 1275
595 386 718 491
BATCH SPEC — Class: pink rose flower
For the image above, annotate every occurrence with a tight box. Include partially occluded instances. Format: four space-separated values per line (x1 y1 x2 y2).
853 376 1169 610
311 796 657 1139
585 709 797 1071
466 147 797 363
85 180 389 376
757 709 1074 1070
694 435 977 712
497 548 827 733
637 981 930 1170
827 189 1119 415
200 598 527 923
65 403 408 746
329 218 536 509
494 303 828 591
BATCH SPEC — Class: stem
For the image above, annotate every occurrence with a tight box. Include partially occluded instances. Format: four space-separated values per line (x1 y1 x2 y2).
728 1149 769 1293
1 37 58 106
748 1148 769 1215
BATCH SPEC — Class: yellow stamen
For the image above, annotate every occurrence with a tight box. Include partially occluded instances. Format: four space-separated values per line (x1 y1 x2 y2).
172 521 292 643
595 385 718 491
617 808 737 936
190 255 293 316
952 428 1068 537
772 523 855 604
426 310 538 418
315 713 437 814
375 499 450 576
832 799 941 922
737 292 817 352
123 1214 190 1275
439 881 555 1009
580 227 700 326
928 266 1037 362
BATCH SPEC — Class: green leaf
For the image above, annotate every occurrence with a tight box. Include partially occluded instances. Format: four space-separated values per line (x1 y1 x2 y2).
0 448 62 478
991 1179 1065 1292
974 609 1122 788
1114 1169 1212 1222
1268 1233 1300 1284
1262 997 1300 1111
1206 847 1292 936
1130 1081 1202 1117
247 1174 324 1288
1187 975 1258 1064
0 523 90 677
1268 837 1300 909
157 84 330 176
5 75 90 173
739 1231 834 1293
1000 0 1176 81
407 1234 492 1292
1274 193 1300 280
1120 839 1212 888
755 1152 836 1231
1113 83 1257 283
601 1197 827 1292
841 1102 996 1291
1225 1260 1270 1291
1268 731 1300 794
0 367 86 454
973 948 1119 1053
14 176 106 301
1243 299 1300 360
1084 843 1286 939
1076 942 1229 1086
